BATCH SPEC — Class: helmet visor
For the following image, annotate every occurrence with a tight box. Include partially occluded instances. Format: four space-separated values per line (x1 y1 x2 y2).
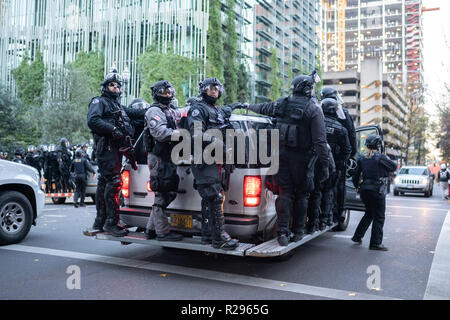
105 72 122 83
336 93 345 105
157 86 176 96
204 84 223 95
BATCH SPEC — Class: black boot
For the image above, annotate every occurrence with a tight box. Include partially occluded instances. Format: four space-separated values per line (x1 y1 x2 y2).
212 231 239 250
103 219 128 237
144 229 156 239
277 233 290 246
157 232 183 241
200 200 212 244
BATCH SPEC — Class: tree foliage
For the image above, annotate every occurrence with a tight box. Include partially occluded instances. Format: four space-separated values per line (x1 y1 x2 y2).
237 62 251 102
223 0 238 104
11 50 45 107
138 46 201 106
206 0 224 81
268 48 282 101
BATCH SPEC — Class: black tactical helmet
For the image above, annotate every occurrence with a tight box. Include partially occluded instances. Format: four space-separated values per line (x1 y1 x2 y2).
27 145 36 153
321 98 338 116
81 143 88 149
14 148 24 156
75 149 84 158
291 70 320 97
101 68 123 97
320 87 339 101
150 80 175 105
48 144 56 152
199 77 223 104
365 134 382 150
129 98 150 109
39 145 48 152
60 138 69 148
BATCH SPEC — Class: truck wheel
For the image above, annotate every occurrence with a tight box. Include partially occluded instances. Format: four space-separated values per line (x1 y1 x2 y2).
52 197 66 204
333 209 350 232
0 191 33 245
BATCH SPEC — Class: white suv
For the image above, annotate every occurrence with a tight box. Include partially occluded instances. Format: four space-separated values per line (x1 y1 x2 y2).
0 160 45 245
393 165 434 197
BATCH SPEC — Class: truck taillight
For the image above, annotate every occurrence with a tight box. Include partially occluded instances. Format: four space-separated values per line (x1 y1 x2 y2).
147 181 152 192
244 175 262 207
121 170 130 198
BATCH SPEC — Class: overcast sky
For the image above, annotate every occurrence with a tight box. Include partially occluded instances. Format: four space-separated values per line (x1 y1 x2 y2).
422 0 450 113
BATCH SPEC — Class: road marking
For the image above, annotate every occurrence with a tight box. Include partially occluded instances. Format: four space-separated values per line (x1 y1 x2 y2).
424 210 450 300
0 244 400 300
386 215 412 218
42 215 66 218
386 205 448 212
43 208 59 211
387 197 449 205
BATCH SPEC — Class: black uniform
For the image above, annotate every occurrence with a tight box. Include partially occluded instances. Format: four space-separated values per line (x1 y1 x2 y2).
247 90 329 243
352 150 396 248
25 151 42 177
187 78 239 250
70 154 96 206
56 144 72 192
87 91 145 236
47 148 60 192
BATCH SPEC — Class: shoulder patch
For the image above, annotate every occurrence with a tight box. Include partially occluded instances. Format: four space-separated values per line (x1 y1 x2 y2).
92 98 100 104
154 115 160 121
191 109 200 117
149 119 158 129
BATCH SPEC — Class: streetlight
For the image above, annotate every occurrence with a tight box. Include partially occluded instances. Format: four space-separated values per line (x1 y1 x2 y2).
122 64 130 106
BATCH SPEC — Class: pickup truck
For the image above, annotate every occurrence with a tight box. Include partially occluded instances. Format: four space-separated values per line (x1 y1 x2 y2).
85 114 384 259
0 160 46 245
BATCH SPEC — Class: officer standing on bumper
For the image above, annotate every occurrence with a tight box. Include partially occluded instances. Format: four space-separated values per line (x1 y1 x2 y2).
351 134 397 251
320 87 356 225
143 80 184 241
71 149 96 207
236 71 329 246
187 77 239 250
321 98 352 224
87 68 145 237
56 138 72 192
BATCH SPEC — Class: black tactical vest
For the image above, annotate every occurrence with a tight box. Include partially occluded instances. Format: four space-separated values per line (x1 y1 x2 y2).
324 116 345 162
274 96 312 150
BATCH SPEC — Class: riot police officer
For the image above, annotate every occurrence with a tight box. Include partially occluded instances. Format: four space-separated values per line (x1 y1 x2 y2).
71 149 96 207
128 98 150 141
12 148 25 164
321 98 352 224
25 145 42 179
187 77 239 250
351 134 397 251
47 144 60 192
0 150 8 160
56 138 73 192
320 87 356 225
236 71 329 246
143 81 185 241
87 68 145 237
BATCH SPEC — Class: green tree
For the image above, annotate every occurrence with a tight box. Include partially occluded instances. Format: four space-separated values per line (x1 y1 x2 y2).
268 48 282 101
138 47 201 106
11 49 45 107
223 0 238 104
314 53 324 98
237 62 250 102
70 51 104 94
206 0 224 81
0 87 41 153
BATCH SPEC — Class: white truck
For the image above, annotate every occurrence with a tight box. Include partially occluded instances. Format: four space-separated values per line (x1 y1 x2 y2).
84 114 383 259
0 160 46 245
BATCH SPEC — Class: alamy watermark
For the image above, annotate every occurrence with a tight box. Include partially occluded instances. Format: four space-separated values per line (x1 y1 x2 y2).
366 265 381 291
170 121 280 175
66 265 81 290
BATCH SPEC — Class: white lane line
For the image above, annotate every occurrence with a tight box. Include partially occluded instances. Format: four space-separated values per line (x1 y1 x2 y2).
387 198 449 205
424 210 450 300
0 244 400 300
386 215 412 218
387 205 448 212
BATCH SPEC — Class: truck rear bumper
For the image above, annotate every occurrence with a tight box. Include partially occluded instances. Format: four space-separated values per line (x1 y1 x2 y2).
119 207 259 239
86 222 338 258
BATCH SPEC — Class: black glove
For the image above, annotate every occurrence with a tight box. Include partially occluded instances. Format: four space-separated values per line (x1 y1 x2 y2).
222 106 233 119
228 102 244 111
320 166 329 184
112 127 124 141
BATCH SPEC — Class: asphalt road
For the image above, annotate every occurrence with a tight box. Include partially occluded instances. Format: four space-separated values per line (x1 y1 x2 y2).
1 189 449 302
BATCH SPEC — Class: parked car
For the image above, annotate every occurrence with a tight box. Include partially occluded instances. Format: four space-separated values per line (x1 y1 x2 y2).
393 166 434 197
0 160 45 245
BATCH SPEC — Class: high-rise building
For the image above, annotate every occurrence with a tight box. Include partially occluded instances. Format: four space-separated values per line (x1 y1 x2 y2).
0 0 210 100
321 0 424 99
253 0 320 102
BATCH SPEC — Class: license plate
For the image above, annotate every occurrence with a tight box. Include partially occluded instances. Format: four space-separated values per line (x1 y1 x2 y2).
170 213 192 229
